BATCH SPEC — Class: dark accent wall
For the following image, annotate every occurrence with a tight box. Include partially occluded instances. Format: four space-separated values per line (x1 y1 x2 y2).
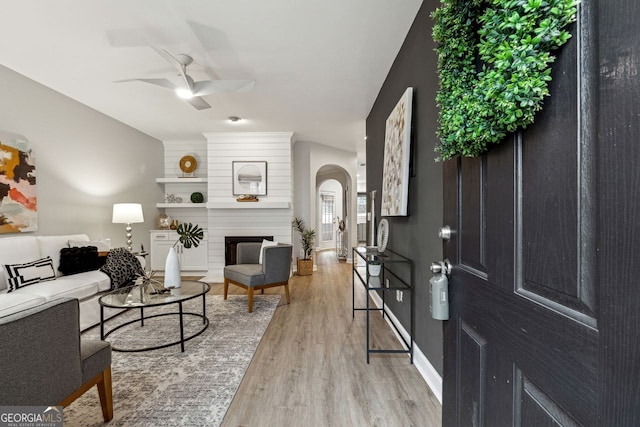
366 0 444 375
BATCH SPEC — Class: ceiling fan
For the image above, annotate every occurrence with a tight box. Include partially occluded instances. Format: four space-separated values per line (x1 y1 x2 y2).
117 45 254 110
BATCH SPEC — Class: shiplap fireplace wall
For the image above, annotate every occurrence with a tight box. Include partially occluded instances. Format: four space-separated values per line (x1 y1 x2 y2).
204 132 293 280
162 133 293 281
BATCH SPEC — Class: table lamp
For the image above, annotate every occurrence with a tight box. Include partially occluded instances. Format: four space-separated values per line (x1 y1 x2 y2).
112 203 144 251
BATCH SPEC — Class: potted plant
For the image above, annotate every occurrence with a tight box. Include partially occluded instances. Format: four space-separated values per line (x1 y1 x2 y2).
165 222 204 288
292 217 316 276
368 259 382 277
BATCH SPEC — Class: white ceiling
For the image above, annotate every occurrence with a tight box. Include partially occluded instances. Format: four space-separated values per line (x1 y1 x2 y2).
0 0 423 181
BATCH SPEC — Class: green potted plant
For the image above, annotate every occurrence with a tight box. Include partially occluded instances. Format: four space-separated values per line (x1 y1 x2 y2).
165 222 204 288
292 217 316 276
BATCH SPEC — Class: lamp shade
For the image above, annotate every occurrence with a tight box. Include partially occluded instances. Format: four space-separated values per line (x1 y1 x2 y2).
112 203 144 224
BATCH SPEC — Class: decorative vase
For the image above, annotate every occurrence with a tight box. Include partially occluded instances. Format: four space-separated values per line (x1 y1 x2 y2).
369 263 381 277
164 246 181 288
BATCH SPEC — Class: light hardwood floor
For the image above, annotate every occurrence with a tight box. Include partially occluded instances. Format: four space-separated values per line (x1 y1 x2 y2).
207 250 442 427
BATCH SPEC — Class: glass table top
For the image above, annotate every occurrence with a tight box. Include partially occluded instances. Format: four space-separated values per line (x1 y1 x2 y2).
99 280 210 309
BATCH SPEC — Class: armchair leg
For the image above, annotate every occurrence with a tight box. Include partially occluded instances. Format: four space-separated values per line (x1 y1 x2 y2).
97 366 114 422
248 287 254 313
223 279 229 300
59 366 113 422
284 282 291 305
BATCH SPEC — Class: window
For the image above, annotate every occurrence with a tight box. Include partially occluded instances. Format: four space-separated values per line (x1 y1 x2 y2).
357 193 367 223
321 193 335 241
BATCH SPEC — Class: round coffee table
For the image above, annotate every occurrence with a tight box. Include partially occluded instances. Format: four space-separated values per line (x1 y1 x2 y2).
99 280 210 352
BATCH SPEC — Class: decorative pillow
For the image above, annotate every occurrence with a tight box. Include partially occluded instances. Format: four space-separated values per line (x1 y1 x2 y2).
68 239 111 252
4 257 56 292
58 246 99 275
100 247 145 289
259 239 279 264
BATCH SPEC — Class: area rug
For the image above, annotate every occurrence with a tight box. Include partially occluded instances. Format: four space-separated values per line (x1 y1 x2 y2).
64 294 280 427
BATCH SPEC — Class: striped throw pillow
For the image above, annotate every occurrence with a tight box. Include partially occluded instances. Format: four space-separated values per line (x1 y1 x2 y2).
5 257 56 292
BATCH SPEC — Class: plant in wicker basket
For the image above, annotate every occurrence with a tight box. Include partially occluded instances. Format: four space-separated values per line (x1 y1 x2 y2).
292 217 316 276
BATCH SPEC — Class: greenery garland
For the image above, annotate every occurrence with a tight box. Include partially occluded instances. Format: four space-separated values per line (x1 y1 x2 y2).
432 0 580 160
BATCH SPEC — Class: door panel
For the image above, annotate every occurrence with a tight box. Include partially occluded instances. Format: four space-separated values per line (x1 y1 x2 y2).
457 321 487 427
442 5 604 424
460 157 487 276
515 372 580 427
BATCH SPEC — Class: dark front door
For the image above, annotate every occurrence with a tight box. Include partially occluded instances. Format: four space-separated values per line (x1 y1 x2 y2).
442 2 640 425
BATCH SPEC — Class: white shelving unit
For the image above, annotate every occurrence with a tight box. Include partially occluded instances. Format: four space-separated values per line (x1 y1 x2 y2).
156 177 208 209
205 202 291 209
156 177 207 184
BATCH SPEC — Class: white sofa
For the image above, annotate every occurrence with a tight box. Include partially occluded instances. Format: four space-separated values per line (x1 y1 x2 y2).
0 234 116 330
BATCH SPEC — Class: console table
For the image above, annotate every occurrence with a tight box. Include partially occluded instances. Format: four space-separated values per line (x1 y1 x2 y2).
352 246 414 363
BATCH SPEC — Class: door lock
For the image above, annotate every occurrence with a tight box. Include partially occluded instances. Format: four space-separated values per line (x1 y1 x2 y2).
438 225 453 240
430 259 452 275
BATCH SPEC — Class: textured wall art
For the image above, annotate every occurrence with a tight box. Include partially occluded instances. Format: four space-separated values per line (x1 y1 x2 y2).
232 161 267 196
0 131 37 233
381 87 413 216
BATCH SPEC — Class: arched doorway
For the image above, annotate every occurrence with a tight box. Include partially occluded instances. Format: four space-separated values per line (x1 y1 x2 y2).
315 165 350 261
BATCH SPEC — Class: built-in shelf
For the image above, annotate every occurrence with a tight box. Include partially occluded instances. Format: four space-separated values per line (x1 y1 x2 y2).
156 177 208 183
206 202 291 209
156 203 207 208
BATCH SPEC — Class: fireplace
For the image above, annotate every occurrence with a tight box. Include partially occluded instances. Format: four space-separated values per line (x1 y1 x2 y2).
225 236 274 265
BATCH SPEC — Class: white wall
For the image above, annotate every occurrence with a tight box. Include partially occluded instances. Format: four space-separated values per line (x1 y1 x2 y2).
0 65 164 250
293 141 358 261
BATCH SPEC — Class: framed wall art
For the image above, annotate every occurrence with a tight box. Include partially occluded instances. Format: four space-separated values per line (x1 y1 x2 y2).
381 87 413 216
232 161 267 196
0 131 37 233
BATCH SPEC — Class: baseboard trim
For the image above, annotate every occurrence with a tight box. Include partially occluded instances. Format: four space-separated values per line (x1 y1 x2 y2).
369 292 443 404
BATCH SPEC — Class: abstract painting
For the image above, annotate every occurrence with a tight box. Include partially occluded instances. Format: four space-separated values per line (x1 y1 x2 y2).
381 87 413 216
0 131 37 233
232 161 267 196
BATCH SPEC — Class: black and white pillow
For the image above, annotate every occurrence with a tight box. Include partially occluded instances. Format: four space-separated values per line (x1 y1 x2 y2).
100 247 144 289
4 256 56 292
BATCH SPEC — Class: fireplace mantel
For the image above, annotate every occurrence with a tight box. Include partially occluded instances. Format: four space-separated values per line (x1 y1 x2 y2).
206 202 290 209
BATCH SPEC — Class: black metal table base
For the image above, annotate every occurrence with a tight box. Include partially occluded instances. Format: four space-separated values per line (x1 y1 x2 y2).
100 299 209 352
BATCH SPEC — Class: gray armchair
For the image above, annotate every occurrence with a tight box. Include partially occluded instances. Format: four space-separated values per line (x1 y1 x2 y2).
223 242 292 312
0 297 113 421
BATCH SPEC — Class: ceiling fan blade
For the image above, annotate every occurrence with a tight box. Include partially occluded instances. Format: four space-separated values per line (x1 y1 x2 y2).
192 80 255 96
148 44 194 91
115 78 177 90
148 44 183 69
185 96 211 110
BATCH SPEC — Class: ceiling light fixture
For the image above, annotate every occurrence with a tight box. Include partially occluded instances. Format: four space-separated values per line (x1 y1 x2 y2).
175 88 194 99
228 116 241 123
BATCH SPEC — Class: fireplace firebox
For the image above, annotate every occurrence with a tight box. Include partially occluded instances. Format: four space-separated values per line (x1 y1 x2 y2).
224 236 274 265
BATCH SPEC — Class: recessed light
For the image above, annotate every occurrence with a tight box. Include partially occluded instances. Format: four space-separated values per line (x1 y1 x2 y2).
228 116 241 122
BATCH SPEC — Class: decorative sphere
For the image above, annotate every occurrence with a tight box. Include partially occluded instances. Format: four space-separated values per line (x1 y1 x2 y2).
190 192 204 203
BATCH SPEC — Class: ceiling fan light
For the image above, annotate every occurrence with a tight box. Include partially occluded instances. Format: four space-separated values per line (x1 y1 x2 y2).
175 88 194 99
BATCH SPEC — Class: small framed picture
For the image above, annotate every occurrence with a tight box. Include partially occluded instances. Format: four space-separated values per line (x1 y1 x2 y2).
232 161 267 196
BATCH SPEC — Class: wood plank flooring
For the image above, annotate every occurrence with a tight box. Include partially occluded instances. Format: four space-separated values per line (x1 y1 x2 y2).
208 250 442 426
